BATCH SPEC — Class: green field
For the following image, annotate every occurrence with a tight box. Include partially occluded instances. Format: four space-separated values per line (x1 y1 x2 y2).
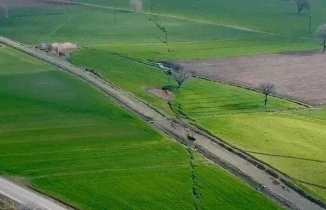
191 110 326 201
172 80 326 200
1 0 326 207
1 0 324 60
74 0 326 35
0 46 283 209
68 49 326 201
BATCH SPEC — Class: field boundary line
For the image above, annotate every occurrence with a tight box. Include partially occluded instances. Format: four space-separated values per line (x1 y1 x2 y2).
0 36 325 210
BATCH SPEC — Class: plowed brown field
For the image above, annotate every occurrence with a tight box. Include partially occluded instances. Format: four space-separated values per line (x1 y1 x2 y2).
178 51 326 105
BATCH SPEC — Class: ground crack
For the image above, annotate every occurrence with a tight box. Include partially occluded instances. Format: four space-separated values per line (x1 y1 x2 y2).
187 148 201 210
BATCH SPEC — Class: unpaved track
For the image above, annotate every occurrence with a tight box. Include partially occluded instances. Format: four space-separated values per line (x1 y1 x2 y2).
0 177 69 210
0 36 325 210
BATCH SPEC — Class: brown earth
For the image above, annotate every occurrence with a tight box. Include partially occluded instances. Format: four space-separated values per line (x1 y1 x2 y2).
0 0 76 8
146 87 174 101
177 51 326 106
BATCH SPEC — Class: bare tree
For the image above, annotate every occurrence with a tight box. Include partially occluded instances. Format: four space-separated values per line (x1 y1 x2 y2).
171 68 192 89
316 24 326 52
259 83 275 106
130 0 143 12
295 0 311 15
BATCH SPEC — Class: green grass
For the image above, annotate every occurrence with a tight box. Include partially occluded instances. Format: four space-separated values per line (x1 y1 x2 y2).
96 34 317 60
0 2 320 61
0 44 282 209
173 78 300 116
167 77 326 202
1 0 326 205
167 77 326 201
69 49 326 201
69 49 301 115
75 0 326 37
69 48 173 114
195 111 326 201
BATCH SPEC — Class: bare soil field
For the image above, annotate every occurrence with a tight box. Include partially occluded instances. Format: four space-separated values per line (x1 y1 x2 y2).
0 0 75 8
177 51 326 105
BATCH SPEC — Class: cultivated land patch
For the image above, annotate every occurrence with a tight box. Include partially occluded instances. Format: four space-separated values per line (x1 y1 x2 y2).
0 0 76 8
0 1 319 59
69 49 326 201
178 52 326 105
171 79 326 201
0 45 283 209
1 0 326 207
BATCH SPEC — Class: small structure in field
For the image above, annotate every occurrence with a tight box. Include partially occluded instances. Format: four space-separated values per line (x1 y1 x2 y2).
50 42 78 56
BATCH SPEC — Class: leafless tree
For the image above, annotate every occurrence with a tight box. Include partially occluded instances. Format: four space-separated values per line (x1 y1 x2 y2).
171 68 192 89
130 0 143 12
295 0 311 15
259 83 275 106
316 24 326 52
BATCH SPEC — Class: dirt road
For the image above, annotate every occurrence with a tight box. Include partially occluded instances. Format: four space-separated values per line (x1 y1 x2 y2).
0 36 325 210
0 177 69 210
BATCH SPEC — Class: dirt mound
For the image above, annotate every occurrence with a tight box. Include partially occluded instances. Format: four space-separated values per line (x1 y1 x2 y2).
50 42 78 55
146 87 174 101
0 0 77 8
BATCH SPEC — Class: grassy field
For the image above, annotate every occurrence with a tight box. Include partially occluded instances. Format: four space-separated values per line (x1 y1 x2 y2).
1 0 326 206
69 49 300 114
194 110 326 201
68 49 326 201
69 49 174 114
75 0 326 36
0 0 321 60
172 80 326 201
0 46 283 209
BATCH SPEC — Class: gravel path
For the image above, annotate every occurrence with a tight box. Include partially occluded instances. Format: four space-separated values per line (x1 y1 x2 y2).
0 36 325 210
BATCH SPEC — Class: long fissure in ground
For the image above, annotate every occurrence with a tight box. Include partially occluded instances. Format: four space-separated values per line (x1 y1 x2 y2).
0 46 282 209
